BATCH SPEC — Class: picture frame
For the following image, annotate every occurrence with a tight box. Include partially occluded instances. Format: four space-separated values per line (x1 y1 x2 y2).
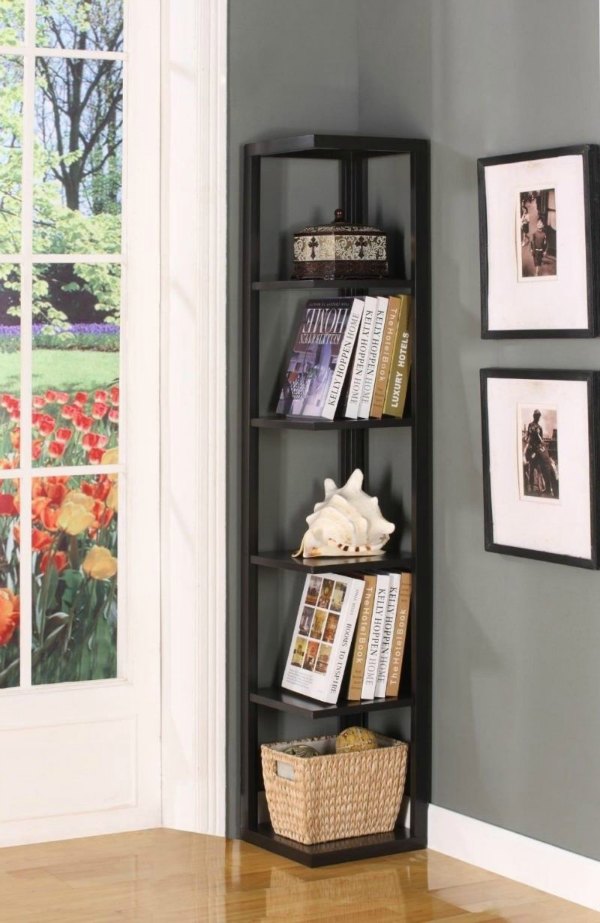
480 369 600 568
478 145 600 338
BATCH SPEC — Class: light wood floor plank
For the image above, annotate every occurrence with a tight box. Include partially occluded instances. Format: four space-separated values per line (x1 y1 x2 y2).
0 829 597 922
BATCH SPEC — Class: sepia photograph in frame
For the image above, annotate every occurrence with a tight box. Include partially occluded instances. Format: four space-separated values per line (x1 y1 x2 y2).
480 369 600 568
516 189 557 282
478 145 599 337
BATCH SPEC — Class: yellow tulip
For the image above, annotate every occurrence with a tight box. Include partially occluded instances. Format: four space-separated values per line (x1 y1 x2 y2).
57 500 96 536
82 546 118 580
63 489 95 511
102 448 119 466
107 485 118 512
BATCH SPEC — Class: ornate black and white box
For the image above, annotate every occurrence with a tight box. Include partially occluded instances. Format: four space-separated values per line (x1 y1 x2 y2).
292 209 389 280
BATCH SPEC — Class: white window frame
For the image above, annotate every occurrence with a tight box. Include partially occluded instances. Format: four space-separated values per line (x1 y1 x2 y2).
160 0 227 836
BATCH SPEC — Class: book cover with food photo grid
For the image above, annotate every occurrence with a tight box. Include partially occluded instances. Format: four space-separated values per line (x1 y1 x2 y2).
282 573 365 704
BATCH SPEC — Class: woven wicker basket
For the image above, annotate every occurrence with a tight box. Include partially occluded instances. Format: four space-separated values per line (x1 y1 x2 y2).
261 733 408 845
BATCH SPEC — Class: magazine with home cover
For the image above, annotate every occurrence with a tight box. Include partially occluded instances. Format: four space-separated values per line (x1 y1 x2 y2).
282 573 365 704
276 297 363 418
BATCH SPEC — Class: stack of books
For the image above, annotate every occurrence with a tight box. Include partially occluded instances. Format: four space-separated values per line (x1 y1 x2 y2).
281 571 412 705
276 295 412 421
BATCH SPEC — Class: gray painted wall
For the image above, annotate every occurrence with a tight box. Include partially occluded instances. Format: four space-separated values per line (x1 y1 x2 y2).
357 0 600 861
228 0 600 860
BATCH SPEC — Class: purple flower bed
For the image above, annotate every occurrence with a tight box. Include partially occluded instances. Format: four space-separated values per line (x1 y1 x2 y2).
0 324 120 336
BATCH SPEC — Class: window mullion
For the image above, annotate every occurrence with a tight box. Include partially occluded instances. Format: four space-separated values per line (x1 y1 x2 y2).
18 0 36 688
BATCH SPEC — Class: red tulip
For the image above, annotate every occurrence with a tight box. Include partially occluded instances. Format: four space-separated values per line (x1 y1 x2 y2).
91 402 108 419
73 413 92 433
109 386 119 406
0 494 16 516
33 396 46 409
74 391 88 406
55 392 69 404
109 408 119 423
88 448 104 464
48 441 65 459
45 389 58 402
55 428 73 443
95 389 108 402
82 433 100 450
61 405 76 420
38 416 55 436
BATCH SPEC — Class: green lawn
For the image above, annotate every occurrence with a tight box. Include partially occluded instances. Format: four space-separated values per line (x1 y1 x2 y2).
0 350 119 395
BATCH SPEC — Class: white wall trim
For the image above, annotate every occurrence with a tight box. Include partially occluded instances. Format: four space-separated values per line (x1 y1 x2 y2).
160 0 227 836
429 805 600 913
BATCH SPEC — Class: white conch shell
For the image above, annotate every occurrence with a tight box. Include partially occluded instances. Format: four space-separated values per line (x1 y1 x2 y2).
293 469 395 558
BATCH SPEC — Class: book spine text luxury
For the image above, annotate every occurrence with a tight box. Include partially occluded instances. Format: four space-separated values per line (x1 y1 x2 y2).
347 575 377 700
383 295 412 418
344 296 377 419
322 297 364 420
385 572 412 697
374 572 400 697
361 574 390 699
358 296 389 419
370 296 401 419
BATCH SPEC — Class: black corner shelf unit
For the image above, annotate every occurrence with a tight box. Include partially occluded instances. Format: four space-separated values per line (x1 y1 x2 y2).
240 133 432 867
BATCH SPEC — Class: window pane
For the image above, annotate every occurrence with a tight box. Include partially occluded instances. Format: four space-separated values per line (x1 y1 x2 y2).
32 473 118 685
33 57 123 253
32 264 119 467
0 478 20 689
0 264 20 469
0 0 24 46
36 0 123 52
0 55 23 252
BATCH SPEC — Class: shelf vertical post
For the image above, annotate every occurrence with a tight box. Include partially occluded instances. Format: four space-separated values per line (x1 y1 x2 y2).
409 141 432 844
339 153 369 488
241 147 261 832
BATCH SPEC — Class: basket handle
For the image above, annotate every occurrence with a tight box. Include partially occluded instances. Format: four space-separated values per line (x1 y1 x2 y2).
275 759 296 781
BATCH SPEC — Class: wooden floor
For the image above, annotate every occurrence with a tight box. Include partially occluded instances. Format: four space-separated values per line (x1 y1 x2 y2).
0 829 597 922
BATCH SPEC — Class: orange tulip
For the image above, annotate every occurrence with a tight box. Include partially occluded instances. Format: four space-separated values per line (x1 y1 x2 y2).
0 589 19 646
40 551 68 574
32 497 59 531
32 528 53 551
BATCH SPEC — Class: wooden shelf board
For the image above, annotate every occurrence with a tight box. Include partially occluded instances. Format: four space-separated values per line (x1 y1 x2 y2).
252 278 412 292
251 415 411 431
250 687 412 718
245 133 429 159
250 551 414 574
242 823 424 867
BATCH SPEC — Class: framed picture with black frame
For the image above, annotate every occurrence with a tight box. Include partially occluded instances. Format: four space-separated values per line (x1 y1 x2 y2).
480 369 600 568
478 144 600 338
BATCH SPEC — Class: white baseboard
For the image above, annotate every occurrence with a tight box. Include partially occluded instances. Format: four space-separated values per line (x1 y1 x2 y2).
428 805 600 913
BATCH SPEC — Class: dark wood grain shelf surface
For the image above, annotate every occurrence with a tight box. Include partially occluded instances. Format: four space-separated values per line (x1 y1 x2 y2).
250 687 412 718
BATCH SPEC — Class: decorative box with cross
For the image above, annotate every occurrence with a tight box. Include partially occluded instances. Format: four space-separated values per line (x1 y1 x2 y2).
292 209 388 280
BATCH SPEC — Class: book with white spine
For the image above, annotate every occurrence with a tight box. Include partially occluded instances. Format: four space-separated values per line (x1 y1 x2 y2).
321 297 364 420
358 296 389 419
360 573 390 699
343 296 377 419
374 572 401 697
